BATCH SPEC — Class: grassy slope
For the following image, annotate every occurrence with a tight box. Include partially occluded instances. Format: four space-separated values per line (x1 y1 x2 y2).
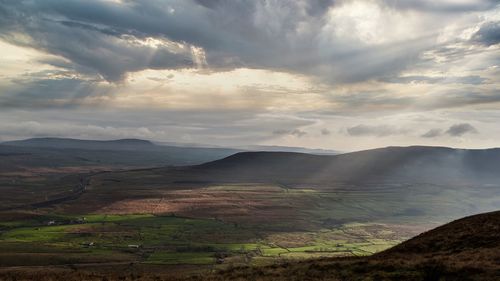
189 210 500 281
0 213 404 268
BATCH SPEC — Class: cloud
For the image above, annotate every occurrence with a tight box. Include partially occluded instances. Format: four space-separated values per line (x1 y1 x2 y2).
1 0 495 83
0 0 498 150
445 123 478 136
330 88 500 114
346 124 408 137
421 128 443 138
273 129 308 138
0 108 314 146
381 0 498 13
472 21 500 46
380 75 487 85
0 1 203 81
0 74 112 108
331 91 415 112
421 123 480 138
422 90 500 111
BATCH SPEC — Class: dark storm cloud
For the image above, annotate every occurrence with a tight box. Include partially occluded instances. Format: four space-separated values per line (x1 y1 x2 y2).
346 124 408 137
421 128 443 138
304 0 337 16
0 0 312 81
0 74 111 108
472 21 500 46
445 123 478 136
0 0 201 81
2 0 491 84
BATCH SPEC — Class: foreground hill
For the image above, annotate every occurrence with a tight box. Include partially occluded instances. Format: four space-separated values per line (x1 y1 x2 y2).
189 210 500 281
182 146 500 185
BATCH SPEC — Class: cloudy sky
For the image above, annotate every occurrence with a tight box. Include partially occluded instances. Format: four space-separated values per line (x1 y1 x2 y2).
0 0 499 151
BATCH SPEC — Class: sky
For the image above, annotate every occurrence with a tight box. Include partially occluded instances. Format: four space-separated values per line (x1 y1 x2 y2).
0 0 499 151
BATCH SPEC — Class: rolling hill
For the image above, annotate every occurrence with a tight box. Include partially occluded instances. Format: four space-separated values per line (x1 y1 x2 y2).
0 138 340 172
44 145 499 230
180 146 500 185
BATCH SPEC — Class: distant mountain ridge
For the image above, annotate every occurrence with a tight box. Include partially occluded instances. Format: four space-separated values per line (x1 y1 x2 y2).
3 138 500 185
2 137 156 151
153 141 339 155
236 145 339 155
0 138 240 170
3 138 339 155
0 137 341 172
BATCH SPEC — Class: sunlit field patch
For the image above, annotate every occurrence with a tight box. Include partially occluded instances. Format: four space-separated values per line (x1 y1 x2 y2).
0 212 406 269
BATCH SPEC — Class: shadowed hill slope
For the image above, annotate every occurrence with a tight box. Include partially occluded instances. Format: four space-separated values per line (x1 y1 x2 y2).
184 146 500 185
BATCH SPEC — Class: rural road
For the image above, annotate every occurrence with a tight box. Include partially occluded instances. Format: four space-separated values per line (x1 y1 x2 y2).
0 175 91 211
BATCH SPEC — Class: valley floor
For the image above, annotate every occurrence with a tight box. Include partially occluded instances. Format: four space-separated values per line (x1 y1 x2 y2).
0 166 498 280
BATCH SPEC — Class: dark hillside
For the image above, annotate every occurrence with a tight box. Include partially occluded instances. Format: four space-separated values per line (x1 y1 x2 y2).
379 210 500 256
188 146 500 185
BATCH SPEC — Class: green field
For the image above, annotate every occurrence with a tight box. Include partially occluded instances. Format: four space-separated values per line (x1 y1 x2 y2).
0 212 403 268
